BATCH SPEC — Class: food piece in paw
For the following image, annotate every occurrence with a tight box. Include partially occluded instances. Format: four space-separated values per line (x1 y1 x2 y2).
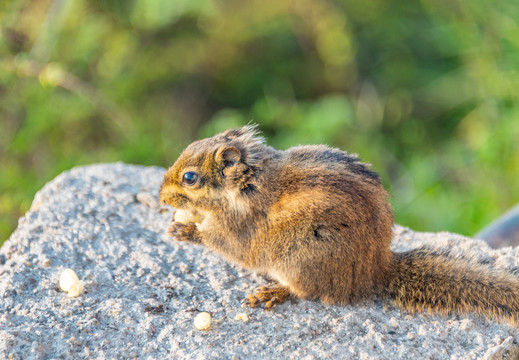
173 209 203 224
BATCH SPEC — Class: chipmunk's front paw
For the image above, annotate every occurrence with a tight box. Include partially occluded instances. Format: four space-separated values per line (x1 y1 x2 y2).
167 222 201 243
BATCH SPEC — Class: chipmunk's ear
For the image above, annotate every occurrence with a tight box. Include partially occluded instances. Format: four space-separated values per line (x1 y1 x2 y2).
215 146 241 168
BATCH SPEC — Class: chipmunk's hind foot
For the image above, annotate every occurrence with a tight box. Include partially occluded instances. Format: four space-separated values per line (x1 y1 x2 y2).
242 286 292 310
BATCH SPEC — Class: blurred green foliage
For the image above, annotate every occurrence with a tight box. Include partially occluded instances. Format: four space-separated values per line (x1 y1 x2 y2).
1 0 519 244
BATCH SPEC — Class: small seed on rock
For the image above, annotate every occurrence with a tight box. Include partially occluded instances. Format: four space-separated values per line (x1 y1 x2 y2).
235 313 249 322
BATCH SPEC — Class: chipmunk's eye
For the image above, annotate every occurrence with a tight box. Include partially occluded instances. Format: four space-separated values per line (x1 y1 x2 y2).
224 160 235 167
182 171 198 186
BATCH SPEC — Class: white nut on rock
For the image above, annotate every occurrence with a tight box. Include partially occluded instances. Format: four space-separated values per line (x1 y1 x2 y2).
194 312 212 330
235 313 249 322
66 281 84 298
59 269 84 297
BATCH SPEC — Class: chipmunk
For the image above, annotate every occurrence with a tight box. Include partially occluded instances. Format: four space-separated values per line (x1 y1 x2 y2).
159 125 519 322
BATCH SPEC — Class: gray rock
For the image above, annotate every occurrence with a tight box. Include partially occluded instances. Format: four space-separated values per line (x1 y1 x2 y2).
1 163 518 359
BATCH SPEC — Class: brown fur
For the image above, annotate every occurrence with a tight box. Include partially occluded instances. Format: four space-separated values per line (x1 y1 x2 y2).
159 125 519 323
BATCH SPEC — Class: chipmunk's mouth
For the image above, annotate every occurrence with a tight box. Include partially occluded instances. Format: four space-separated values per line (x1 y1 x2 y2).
159 188 190 208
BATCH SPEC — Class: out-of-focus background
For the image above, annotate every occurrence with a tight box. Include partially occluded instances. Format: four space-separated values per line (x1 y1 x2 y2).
1 0 518 245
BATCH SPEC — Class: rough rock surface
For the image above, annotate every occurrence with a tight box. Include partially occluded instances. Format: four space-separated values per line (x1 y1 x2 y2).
1 163 518 360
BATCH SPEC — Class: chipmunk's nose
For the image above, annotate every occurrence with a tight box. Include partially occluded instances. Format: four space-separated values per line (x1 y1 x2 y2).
159 194 167 206
159 170 176 206
159 185 171 206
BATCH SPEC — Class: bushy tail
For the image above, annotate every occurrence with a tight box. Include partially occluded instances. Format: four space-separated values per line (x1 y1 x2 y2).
388 247 519 323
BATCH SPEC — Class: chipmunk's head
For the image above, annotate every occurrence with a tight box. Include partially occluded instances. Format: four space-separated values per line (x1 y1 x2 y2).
159 125 266 213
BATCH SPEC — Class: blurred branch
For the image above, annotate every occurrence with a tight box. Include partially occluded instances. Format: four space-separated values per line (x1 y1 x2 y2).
2 56 134 136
